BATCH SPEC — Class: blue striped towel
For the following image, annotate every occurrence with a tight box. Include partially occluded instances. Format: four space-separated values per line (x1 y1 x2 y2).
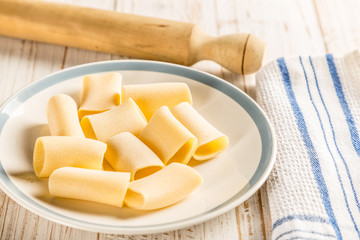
256 50 360 240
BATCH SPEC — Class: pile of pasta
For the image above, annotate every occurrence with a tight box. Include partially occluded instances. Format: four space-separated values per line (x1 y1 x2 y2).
33 72 229 210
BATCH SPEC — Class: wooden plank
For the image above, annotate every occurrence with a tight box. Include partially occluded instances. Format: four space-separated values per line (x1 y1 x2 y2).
259 186 272 239
314 0 360 53
203 211 239 240
236 191 266 240
0 38 37 104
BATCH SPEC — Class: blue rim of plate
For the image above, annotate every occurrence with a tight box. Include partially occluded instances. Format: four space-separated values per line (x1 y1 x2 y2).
0 60 276 234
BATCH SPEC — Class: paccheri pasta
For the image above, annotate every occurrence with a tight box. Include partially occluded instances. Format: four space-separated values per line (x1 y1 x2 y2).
33 136 106 178
80 98 147 141
139 106 197 165
105 132 164 181
124 163 202 210
47 94 84 137
172 102 229 160
78 72 122 119
123 82 192 121
33 72 229 211
49 167 130 207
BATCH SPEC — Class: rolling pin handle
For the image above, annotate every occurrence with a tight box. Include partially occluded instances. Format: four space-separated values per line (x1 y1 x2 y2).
190 26 266 75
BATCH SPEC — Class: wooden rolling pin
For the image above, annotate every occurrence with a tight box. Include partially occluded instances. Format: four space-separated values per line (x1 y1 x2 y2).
0 0 265 74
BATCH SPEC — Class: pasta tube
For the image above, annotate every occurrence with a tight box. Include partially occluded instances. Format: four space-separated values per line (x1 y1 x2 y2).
172 102 229 160
33 136 106 178
49 167 130 207
124 163 202 210
80 98 147 141
78 72 122 119
138 106 197 165
46 94 84 137
105 132 164 181
123 82 192 120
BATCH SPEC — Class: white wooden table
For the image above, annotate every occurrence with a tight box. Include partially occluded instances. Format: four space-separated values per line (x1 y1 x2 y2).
0 0 359 239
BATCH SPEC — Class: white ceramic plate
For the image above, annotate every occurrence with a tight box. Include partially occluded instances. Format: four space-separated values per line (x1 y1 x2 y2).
0 60 276 234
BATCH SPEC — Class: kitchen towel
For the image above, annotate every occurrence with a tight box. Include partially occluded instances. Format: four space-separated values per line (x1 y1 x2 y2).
256 50 360 240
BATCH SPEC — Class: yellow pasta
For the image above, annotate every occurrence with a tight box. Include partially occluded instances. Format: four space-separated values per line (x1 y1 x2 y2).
138 106 197 165
46 94 84 137
33 136 106 178
80 98 147 141
49 167 130 207
124 163 202 210
123 82 192 121
105 132 164 181
35 73 232 211
172 102 229 160
78 72 122 119
102 159 115 171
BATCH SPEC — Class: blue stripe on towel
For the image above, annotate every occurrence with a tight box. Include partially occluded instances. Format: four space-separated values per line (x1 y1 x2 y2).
277 58 341 239
326 54 360 156
310 56 360 213
275 229 335 240
300 57 360 237
272 215 330 230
